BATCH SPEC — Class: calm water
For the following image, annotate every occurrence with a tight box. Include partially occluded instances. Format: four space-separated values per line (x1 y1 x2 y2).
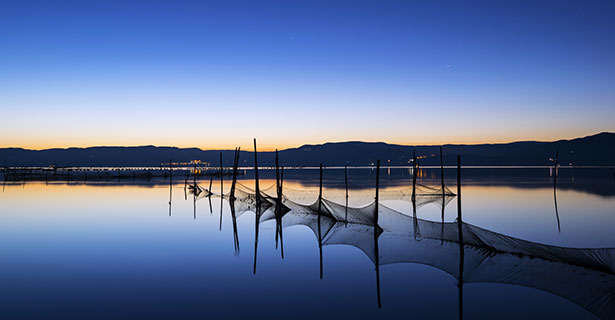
1 168 614 319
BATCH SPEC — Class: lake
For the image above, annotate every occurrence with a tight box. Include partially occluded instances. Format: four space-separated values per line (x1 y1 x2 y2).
1 167 614 319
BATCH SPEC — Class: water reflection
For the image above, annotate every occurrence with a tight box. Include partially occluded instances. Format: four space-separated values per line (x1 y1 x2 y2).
1 170 614 319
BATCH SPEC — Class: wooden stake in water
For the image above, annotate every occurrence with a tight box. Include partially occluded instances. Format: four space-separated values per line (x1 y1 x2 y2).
553 149 561 233
441 146 446 243
230 147 240 200
318 163 323 211
412 149 417 201
374 159 382 309
457 155 464 320
275 149 280 248
440 146 445 196
318 163 323 279
375 160 380 223
168 158 173 217
253 139 261 275
219 152 223 197
254 139 260 204
345 165 349 221
279 166 285 258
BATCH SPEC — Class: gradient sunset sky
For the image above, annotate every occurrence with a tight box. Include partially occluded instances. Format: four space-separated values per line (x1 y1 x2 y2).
1 0 613 151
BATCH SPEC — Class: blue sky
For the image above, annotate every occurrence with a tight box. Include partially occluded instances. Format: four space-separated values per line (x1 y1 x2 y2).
1 0 613 150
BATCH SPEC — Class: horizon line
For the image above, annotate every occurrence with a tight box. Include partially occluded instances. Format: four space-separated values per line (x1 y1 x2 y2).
1 131 612 152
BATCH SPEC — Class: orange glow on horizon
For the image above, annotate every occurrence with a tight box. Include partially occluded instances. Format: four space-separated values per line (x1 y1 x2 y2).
0 131 606 152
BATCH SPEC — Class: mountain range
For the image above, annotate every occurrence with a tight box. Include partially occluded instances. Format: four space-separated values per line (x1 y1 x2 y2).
1 132 613 167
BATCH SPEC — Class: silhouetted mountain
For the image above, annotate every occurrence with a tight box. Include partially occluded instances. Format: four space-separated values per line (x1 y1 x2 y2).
1 132 614 167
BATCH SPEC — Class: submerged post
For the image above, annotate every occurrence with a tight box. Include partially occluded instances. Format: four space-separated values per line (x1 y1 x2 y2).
457 155 464 320
457 155 462 223
253 139 261 275
275 149 280 196
280 167 284 197
345 165 349 221
412 149 417 201
219 152 223 197
275 149 280 249
318 163 323 279
345 165 348 198
375 160 380 224
254 138 260 203
278 165 285 258
440 146 445 196
230 147 240 200
168 158 173 217
318 163 323 212
441 146 446 242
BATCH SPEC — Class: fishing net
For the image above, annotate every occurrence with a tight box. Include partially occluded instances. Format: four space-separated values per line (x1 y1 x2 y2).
187 178 614 319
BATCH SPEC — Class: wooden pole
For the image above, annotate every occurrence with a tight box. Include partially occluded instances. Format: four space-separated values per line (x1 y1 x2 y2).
275 149 280 196
280 167 284 196
441 146 445 243
553 149 561 233
457 155 462 223
412 149 417 201
457 155 464 320
219 152 223 197
374 161 382 308
230 147 240 200
278 164 285 259
318 163 323 279
345 165 349 221
168 159 173 217
318 163 323 211
275 149 280 249
253 138 260 274
375 160 380 224
219 188 223 231
440 146 445 196
254 139 260 203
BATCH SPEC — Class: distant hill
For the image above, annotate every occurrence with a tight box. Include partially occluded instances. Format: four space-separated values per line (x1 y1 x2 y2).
1 132 614 167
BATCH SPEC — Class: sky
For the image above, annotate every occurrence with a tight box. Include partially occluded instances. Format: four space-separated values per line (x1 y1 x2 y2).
0 0 613 151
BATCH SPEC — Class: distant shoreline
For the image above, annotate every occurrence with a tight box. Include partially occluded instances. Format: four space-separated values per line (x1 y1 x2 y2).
1 132 614 167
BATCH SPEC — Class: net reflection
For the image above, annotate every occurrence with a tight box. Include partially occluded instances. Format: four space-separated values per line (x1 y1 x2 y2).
184 180 614 320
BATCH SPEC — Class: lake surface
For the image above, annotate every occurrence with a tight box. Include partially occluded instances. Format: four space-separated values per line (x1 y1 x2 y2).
1 168 614 319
